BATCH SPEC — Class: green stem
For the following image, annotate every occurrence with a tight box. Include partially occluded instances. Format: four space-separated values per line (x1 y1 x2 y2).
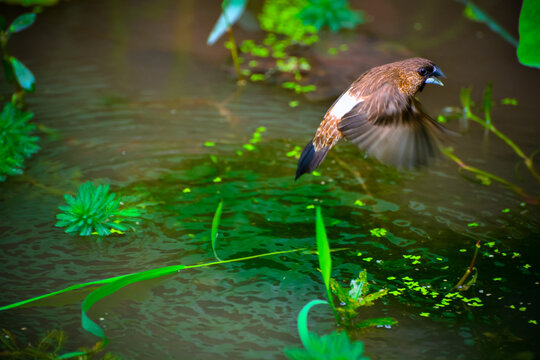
226 27 244 83
466 111 540 183
452 240 480 291
441 146 537 204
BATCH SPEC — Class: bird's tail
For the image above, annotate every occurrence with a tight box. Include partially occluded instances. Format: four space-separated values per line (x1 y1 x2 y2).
295 140 331 180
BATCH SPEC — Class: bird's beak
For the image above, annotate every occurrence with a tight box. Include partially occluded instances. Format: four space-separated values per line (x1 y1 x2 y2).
425 66 445 86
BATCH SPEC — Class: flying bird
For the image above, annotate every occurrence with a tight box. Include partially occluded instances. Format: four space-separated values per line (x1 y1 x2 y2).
295 57 449 180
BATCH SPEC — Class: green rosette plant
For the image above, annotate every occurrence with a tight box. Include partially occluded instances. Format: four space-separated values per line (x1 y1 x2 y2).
56 182 140 236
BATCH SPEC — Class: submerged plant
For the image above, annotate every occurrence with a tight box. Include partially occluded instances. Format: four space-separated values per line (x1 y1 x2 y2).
0 101 40 181
0 328 121 360
284 299 369 360
55 182 140 236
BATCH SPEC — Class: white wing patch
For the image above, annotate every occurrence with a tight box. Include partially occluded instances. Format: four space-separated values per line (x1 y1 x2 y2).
327 91 363 119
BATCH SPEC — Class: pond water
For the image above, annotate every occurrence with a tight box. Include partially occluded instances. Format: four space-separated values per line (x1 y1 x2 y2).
1 0 539 359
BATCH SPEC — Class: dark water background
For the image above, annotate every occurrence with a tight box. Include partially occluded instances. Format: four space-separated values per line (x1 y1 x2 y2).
0 0 539 359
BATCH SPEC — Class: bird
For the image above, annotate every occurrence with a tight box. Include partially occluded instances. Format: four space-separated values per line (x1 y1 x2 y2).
295 57 450 180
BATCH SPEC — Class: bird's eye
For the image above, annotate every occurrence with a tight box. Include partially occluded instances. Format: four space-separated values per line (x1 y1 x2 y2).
418 67 427 76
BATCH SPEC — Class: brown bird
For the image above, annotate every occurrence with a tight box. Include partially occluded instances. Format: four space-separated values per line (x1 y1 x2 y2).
295 57 449 180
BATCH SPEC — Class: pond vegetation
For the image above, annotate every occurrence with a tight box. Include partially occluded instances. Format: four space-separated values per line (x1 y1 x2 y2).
1 0 539 359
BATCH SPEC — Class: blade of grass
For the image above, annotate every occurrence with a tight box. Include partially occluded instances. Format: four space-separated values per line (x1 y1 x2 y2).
315 207 339 322
297 299 328 349
1 247 309 358
441 146 537 203
211 200 224 261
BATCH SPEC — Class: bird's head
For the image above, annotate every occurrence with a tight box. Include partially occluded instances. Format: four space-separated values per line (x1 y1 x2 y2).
393 57 446 95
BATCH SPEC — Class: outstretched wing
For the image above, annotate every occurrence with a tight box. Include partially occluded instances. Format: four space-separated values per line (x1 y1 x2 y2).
338 84 449 169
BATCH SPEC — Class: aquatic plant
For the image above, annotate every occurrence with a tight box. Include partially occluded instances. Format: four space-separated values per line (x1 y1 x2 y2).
0 13 37 104
441 84 539 203
0 329 121 359
238 0 319 91
330 271 396 328
207 0 247 82
283 299 369 360
0 101 40 181
55 182 140 236
298 0 364 32
211 200 224 261
315 206 338 321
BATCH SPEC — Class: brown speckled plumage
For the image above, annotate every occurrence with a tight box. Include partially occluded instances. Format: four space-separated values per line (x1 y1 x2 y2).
313 115 341 151
296 57 450 180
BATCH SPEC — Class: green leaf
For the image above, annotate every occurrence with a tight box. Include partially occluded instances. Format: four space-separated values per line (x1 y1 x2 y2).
9 56 35 92
463 1 517 47
211 200 224 261
207 0 248 45
482 82 492 123
517 0 540 68
315 207 337 320
8 13 36 34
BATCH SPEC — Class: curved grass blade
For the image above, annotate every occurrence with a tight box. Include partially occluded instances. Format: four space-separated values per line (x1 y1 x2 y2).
207 0 248 45
0 247 308 357
315 207 338 321
297 299 328 348
211 200 223 261
0 248 307 311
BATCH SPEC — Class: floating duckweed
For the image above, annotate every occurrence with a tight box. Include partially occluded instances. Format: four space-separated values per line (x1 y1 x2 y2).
529 320 537 325
420 312 430 317
493 277 503 281
204 141 215 147
183 188 191 193
468 222 479 227
437 115 448 123
288 100 299 107
362 257 373 262
306 204 315 209
459 249 467 252
519 307 527 311
370 228 387 237
286 146 302 158
312 170 321 176
501 208 510 213
501 98 518 105
523 264 531 269
354 200 365 206
212 177 222 183
250 74 265 82
386 276 396 280
243 144 256 151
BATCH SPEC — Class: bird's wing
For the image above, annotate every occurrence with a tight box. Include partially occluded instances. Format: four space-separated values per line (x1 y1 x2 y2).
337 84 449 169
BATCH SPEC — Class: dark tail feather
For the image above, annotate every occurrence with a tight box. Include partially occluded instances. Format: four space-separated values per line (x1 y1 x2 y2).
295 141 330 180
